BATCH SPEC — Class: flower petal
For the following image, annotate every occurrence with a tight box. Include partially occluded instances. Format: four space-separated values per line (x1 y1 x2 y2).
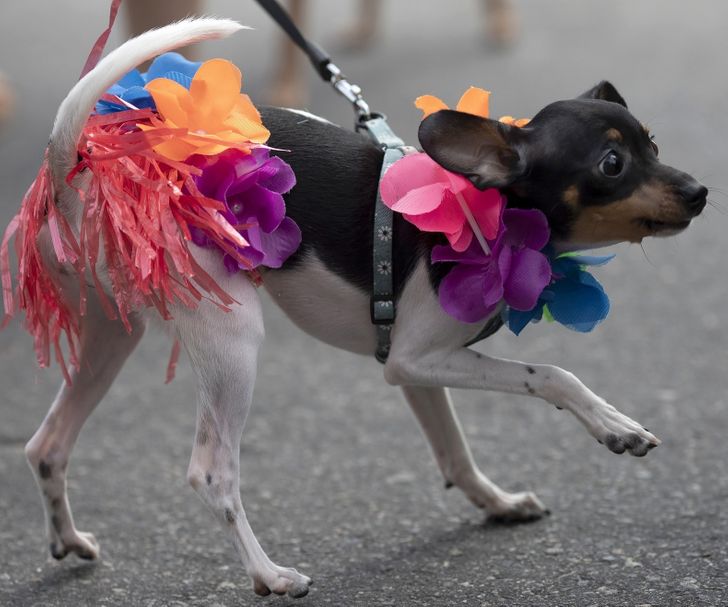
447 226 473 252
235 93 263 125
245 217 302 268
506 306 543 335
547 272 610 332
439 263 502 323
464 187 505 240
502 248 551 311
188 59 242 129
238 185 286 233
380 153 450 207
146 52 202 82
257 155 296 194
388 183 448 215
415 95 449 119
502 208 550 250
555 252 615 268
404 189 465 235
224 110 270 143
456 87 490 118
191 155 237 201
145 77 192 127
145 136 199 162
117 69 146 89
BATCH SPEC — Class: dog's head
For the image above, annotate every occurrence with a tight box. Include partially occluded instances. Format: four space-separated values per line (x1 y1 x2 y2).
418 81 707 248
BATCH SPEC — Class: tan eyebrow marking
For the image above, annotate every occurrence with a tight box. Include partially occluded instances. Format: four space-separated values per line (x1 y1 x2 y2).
606 128 623 142
562 184 580 208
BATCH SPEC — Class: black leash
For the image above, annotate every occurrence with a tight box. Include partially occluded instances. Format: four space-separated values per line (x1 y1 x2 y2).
254 0 405 362
254 0 371 118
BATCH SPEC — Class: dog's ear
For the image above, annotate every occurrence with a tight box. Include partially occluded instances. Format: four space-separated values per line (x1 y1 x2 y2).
578 80 627 108
418 110 525 190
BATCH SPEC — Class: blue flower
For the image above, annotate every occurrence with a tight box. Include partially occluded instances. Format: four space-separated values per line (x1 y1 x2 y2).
505 248 614 335
95 52 202 115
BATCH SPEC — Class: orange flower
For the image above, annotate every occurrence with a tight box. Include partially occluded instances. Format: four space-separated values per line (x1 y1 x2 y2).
139 59 270 161
415 86 529 127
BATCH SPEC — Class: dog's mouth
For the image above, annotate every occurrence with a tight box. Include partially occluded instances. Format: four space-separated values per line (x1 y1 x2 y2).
637 217 692 236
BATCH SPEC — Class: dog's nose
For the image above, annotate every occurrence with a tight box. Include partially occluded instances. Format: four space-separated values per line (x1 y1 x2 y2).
680 182 708 214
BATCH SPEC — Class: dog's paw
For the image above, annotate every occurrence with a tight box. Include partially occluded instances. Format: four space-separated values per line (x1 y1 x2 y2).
250 564 313 599
50 531 100 561
591 405 660 457
486 491 550 523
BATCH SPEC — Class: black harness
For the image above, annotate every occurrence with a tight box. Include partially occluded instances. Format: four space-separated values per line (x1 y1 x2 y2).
254 0 501 361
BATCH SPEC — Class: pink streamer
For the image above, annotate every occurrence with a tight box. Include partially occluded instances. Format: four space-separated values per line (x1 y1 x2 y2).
79 0 123 79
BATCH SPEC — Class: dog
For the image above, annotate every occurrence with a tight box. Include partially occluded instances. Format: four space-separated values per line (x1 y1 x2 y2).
17 19 706 599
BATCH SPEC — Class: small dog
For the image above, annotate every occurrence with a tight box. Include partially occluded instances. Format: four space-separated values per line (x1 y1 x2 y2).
19 19 706 599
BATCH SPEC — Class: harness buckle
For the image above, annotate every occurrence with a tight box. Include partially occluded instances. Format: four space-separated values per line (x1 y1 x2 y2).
371 297 395 325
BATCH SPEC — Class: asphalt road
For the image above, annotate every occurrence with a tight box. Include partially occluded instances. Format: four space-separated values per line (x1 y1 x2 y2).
1 1 728 606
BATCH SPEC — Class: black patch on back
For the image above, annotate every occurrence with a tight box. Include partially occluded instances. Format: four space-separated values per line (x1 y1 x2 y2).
261 107 431 298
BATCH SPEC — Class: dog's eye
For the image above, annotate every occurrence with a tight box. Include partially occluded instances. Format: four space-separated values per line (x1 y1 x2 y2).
599 151 624 177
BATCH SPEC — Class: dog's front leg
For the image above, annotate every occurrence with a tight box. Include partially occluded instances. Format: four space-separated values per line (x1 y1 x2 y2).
388 271 656 458
388 264 659 457
173 255 312 599
402 385 548 521
388 346 659 457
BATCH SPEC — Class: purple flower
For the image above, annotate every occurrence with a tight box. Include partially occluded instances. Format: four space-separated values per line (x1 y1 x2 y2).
432 209 552 323
188 148 301 271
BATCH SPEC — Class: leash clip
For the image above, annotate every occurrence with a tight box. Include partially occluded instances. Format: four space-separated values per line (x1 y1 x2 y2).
325 62 371 119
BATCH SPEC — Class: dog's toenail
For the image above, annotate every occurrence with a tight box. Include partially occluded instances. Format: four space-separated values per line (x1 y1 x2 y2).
444 480 454 489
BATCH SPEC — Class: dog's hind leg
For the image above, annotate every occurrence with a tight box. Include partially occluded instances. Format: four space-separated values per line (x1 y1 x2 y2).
402 385 548 522
24 298 145 560
174 260 312 599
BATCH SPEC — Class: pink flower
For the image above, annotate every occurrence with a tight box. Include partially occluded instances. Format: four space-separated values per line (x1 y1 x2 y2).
380 153 504 252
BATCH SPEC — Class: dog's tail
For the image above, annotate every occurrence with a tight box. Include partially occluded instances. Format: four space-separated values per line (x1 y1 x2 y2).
48 17 245 195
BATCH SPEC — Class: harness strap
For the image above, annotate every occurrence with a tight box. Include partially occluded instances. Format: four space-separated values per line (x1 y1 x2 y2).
358 117 407 363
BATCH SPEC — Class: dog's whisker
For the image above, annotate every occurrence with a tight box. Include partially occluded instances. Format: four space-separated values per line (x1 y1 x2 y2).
706 199 727 214
639 242 655 267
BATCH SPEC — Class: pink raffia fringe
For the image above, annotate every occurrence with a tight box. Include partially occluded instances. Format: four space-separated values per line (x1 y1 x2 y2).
1 108 262 383
1 152 80 383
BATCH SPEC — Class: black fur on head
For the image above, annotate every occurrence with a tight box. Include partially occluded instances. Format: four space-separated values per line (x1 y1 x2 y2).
418 81 706 247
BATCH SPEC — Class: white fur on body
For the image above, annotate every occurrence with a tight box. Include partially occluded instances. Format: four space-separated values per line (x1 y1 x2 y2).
27 18 658 600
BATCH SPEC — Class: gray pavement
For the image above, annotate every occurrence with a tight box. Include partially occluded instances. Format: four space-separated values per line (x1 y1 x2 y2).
1 1 728 606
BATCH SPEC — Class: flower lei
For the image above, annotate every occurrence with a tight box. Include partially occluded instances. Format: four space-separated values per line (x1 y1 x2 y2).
97 52 300 270
1 52 301 381
381 88 611 335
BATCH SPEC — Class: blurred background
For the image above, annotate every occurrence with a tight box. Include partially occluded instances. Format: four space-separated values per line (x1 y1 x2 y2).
1 1 727 605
